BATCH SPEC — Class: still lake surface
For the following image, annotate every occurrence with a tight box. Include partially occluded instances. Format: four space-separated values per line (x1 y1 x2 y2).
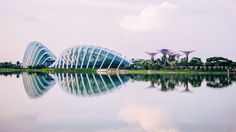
0 72 236 132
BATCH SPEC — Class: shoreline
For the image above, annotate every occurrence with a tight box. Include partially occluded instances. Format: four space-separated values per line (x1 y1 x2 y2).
0 68 234 75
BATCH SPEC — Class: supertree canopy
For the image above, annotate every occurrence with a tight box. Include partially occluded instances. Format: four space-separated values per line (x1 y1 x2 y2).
145 52 159 61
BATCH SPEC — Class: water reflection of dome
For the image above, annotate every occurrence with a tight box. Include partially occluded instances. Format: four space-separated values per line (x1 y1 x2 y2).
22 73 55 98
53 73 129 97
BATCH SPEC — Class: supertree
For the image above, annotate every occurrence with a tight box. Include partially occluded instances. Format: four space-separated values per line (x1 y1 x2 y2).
157 49 172 57
145 52 159 61
174 53 182 62
157 49 172 68
179 50 195 67
166 51 181 69
167 51 177 61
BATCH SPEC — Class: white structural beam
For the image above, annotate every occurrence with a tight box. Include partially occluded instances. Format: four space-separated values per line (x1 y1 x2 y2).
75 48 81 69
99 74 108 90
100 51 110 69
80 47 88 69
92 74 101 94
29 43 41 66
86 48 95 69
71 48 76 68
86 74 94 95
108 74 116 88
92 49 102 69
117 56 126 69
80 74 87 95
32 47 48 66
36 51 50 65
108 55 117 69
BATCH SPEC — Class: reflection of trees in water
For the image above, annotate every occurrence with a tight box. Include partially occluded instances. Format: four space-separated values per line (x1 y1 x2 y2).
130 74 236 91
0 72 21 78
205 75 234 88
2 72 236 96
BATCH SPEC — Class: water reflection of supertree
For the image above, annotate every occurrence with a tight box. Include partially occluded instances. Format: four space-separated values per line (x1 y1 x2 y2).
129 74 236 92
188 75 204 87
182 75 192 93
148 81 156 88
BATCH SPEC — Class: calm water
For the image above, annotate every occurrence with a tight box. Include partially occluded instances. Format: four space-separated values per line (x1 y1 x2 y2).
0 73 236 132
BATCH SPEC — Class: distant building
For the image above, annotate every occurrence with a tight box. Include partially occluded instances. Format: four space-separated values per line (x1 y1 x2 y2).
22 41 130 69
22 41 56 68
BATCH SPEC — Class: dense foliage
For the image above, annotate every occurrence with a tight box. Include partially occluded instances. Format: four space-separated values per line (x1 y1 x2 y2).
0 61 21 68
127 56 236 71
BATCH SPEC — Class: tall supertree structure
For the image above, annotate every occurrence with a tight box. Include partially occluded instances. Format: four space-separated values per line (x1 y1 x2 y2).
167 51 177 61
180 50 195 67
157 49 172 68
145 52 159 61
158 49 172 57
175 53 182 62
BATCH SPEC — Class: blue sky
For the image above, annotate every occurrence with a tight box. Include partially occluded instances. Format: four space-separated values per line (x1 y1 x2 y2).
0 0 236 62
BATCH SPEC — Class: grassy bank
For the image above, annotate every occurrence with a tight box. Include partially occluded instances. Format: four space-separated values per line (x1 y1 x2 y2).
125 69 230 75
0 68 96 74
0 68 232 75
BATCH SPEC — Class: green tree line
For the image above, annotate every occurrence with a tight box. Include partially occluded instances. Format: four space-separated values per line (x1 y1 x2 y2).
127 56 236 71
0 61 21 68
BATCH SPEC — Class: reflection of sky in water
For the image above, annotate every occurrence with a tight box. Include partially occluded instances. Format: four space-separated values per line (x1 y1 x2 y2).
0 73 236 132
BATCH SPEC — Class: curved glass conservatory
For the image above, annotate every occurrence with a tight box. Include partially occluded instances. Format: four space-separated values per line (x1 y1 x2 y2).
22 41 56 68
51 45 129 69
23 42 129 69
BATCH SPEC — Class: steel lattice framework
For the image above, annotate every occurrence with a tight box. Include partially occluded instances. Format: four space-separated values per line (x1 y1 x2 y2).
22 42 130 69
22 41 56 68
50 45 129 69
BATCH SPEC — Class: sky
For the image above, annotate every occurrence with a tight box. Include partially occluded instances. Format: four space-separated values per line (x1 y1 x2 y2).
0 0 236 62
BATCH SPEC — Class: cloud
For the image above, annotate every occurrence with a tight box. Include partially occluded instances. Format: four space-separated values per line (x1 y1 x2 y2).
119 2 178 32
118 106 179 132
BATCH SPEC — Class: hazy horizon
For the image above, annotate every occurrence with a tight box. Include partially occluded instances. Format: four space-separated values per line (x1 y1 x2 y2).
0 0 236 63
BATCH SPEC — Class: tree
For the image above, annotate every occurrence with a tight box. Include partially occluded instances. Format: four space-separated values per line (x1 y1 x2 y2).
206 57 233 67
178 58 187 67
189 57 203 66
